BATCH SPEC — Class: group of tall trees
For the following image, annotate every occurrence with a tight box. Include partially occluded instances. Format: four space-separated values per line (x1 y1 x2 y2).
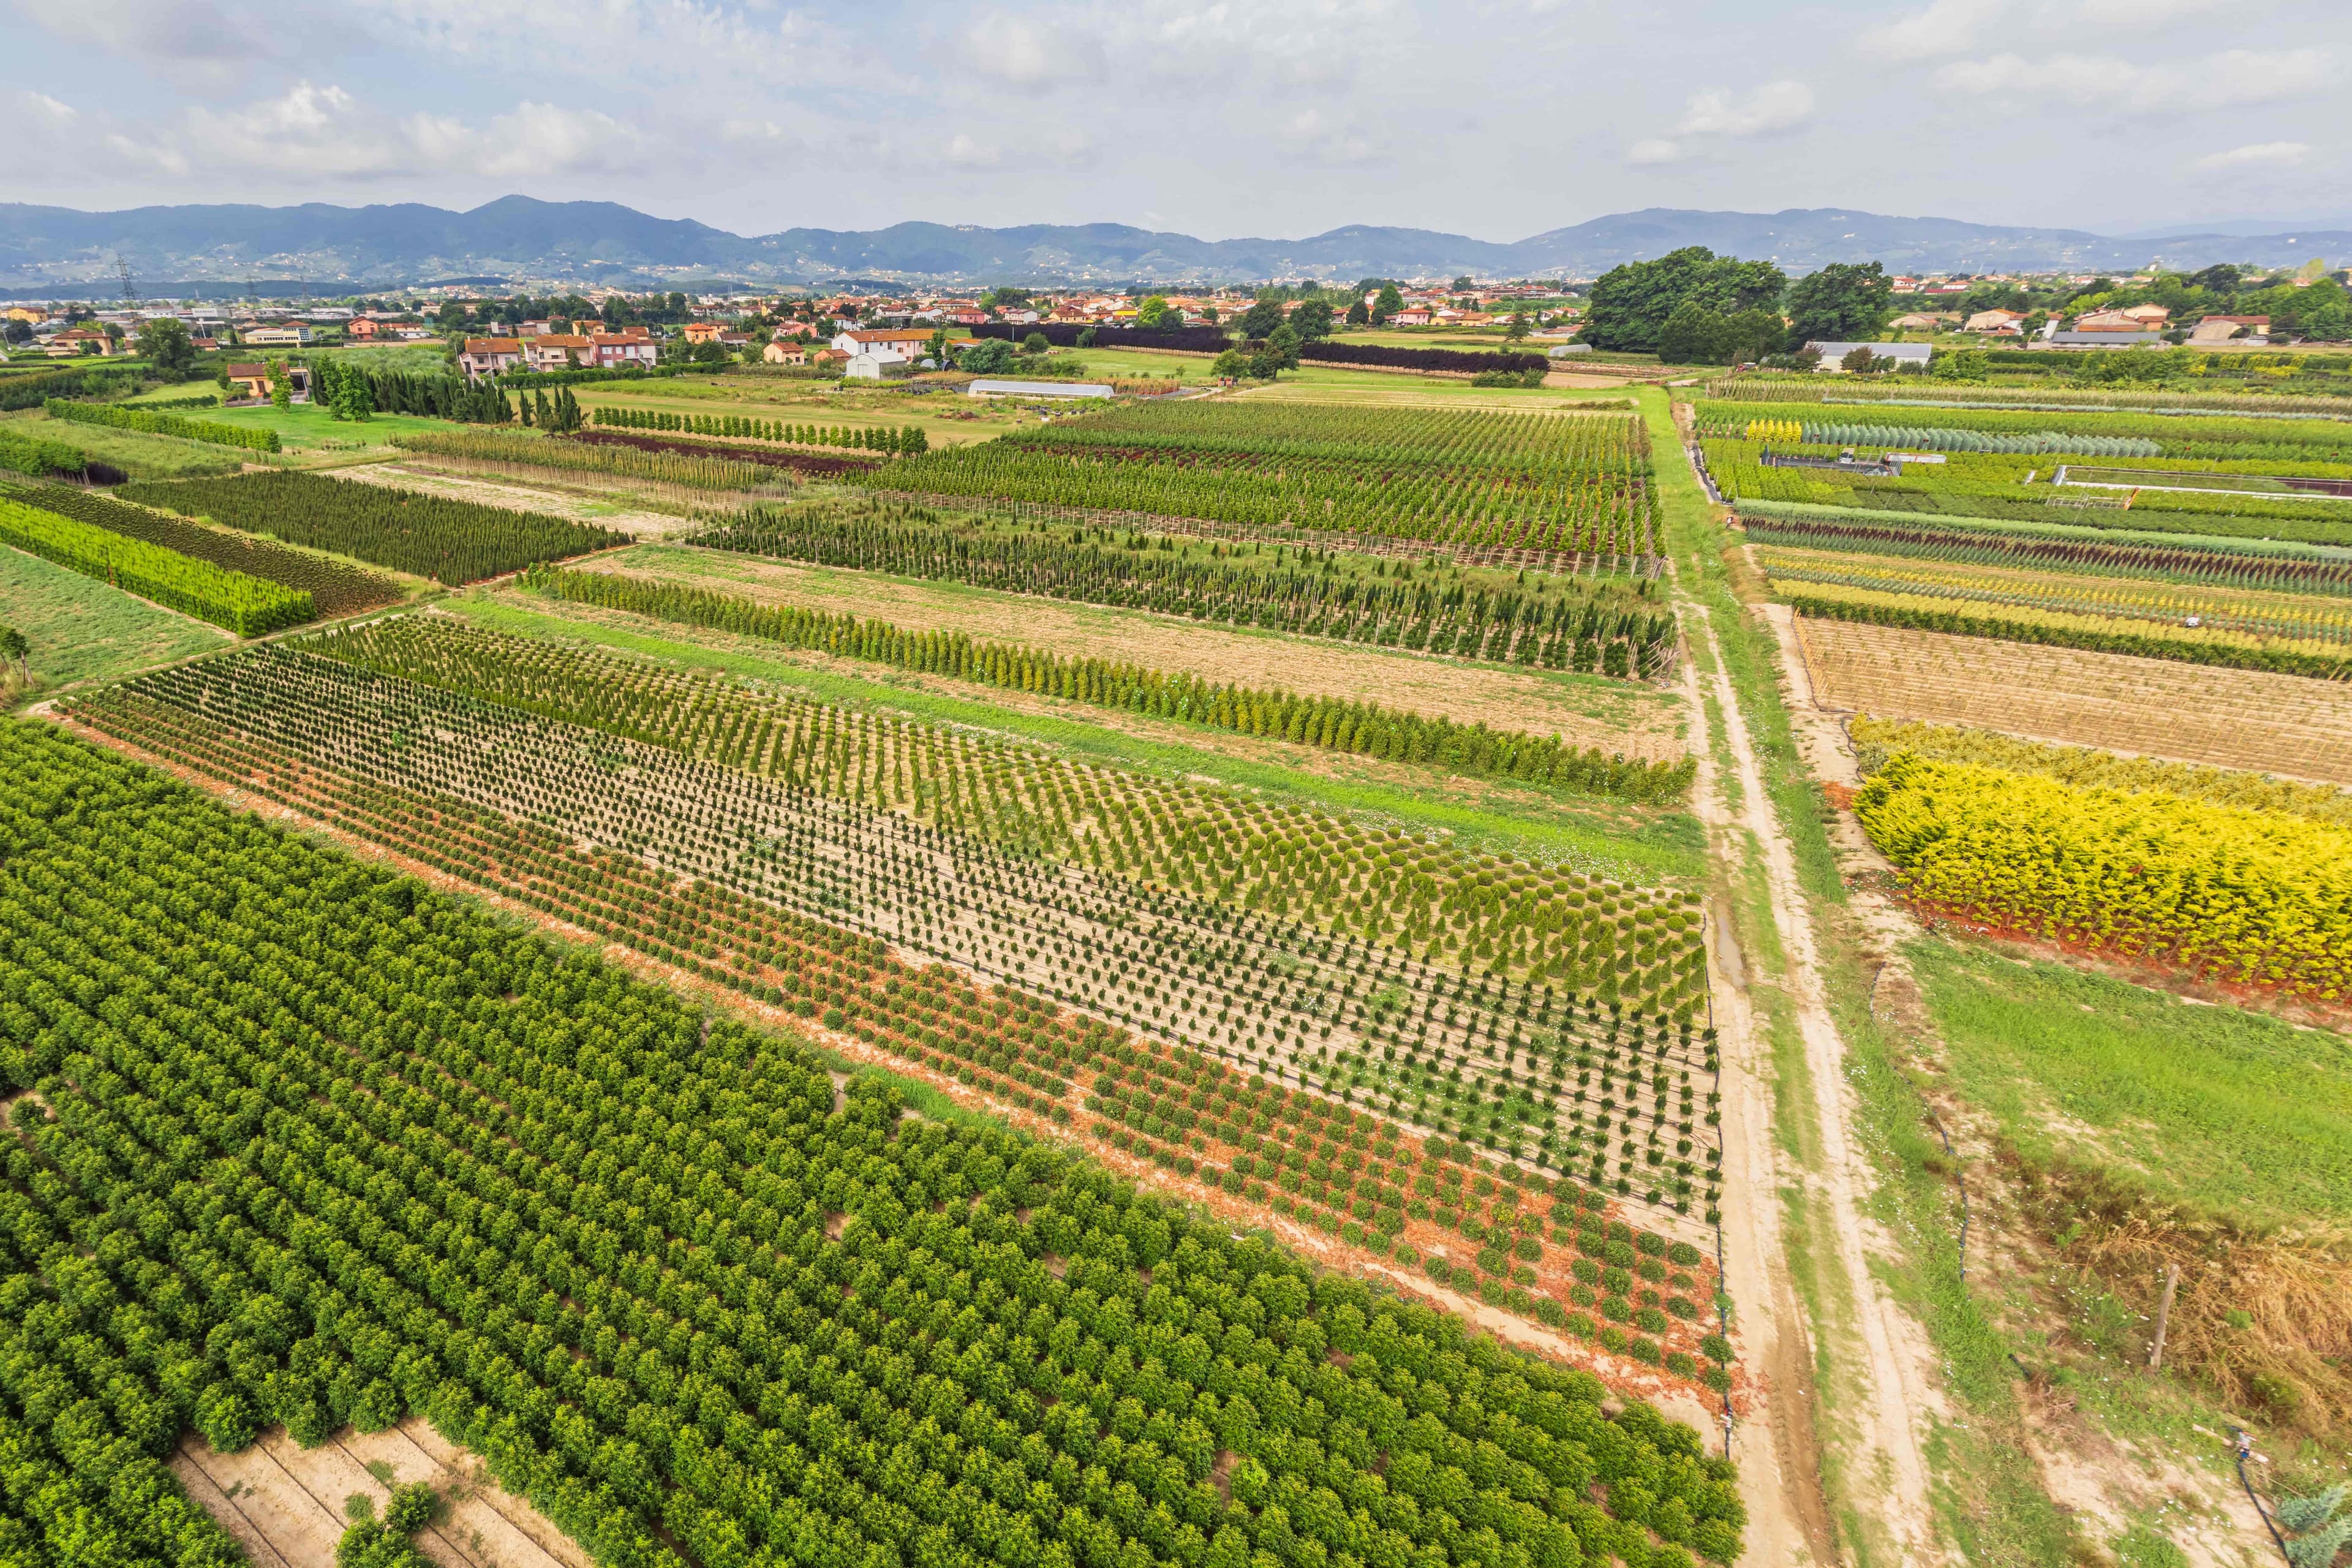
1581 247 1894 362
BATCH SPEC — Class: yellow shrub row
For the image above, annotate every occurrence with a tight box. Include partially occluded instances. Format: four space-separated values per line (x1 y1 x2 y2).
1853 752 2352 997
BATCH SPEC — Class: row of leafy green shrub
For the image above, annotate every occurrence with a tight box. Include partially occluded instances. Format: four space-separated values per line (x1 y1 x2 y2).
43 396 281 453
687 498 1679 674
525 563 1701 804
0 495 311 633
0 428 85 479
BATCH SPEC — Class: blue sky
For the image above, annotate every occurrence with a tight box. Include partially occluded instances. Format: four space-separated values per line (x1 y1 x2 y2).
4 0 2343 238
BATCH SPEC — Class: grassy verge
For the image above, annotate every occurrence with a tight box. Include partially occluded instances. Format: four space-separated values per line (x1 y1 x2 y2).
443 587 1707 881
1649 387 2087 1562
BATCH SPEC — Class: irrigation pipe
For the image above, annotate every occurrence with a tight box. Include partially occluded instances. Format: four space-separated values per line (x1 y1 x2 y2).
2231 1427 2293 1564
1868 962 1970 1283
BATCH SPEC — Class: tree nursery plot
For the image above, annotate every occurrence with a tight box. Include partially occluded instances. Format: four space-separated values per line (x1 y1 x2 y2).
0 494 314 636
688 497 1680 676
564 543 1684 764
868 402 1661 556
119 469 628 584
0 718 1747 1567
524 564 1697 806
4 481 407 617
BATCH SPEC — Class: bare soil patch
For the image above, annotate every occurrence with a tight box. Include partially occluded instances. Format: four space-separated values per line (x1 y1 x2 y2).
579 546 1690 759
175 1418 584 1568
331 462 684 538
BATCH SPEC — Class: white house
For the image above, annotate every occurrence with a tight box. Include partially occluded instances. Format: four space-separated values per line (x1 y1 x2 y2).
832 327 933 360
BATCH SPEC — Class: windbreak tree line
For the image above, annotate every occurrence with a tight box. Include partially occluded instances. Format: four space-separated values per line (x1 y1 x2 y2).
0 720 1744 1566
43 397 282 455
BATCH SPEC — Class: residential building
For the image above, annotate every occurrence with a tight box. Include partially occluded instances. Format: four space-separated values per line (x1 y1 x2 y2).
2072 306 2169 333
224 362 311 403
459 337 525 379
588 333 658 369
1963 309 2027 334
832 327 934 360
524 334 595 372
763 341 810 366
1390 308 1434 325
243 324 313 346
346 318 383 339
43 328 119 356
681 320 726 344
1890 312 1956 331
2190 315 2271 345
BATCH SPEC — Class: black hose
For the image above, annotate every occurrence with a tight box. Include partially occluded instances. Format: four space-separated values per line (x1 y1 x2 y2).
2231 1427 2293 1564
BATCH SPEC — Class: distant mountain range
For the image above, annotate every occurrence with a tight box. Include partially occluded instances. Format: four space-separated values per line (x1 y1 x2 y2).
1 196 2344 294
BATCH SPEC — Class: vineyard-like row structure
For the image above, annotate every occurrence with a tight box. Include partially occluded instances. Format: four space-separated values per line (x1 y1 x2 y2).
1694 400 2352 459
0 721 1747 1566
526 565 1697 801
1855 751 2352 997
1735 505 2352 598
869 404 1658 556
0 427 87 479
391 428 775 491
64 672 1731 1348
1846 716 2352 827
1704 374 2352 414
0 494 312 635
119 470 626 584
43 396 282 453
688 500 1679 678
5 482 405 617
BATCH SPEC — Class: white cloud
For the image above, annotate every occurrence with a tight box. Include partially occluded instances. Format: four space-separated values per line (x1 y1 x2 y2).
1675 80 1815 137
2075 0 2233 23
1626 138 1689 165
1271 107 1390 165
2191 140 2311 170
943 133 1003 168
1938 48 2328 114
1861 0 2005 62
9 89 79 129
959 14 1104 86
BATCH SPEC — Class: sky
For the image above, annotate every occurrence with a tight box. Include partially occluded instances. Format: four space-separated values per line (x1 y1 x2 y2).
2 0 2344 239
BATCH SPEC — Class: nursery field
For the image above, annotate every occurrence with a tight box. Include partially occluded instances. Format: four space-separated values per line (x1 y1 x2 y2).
690 497 1679 674
0 718 1747 1567
121 468 628 583
1796 617 2352 781
870 402 1662 557
0 494 314 636
1 408 249 480
563 544 1689 763
437 591 1704 883
6 481 409 617
0 541 228 690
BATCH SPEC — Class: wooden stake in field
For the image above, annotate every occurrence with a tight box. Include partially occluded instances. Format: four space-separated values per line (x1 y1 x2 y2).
2149 1260 2181 1370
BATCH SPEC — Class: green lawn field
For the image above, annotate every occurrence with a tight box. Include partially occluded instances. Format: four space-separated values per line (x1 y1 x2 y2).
0 542 230 696
1909 936 2352 1226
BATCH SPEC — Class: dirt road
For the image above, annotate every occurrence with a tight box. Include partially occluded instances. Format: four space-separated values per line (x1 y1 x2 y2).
1681 587 1947 1564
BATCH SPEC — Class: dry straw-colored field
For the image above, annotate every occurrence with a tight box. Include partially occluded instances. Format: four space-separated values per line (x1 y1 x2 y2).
1797 616 2352 784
